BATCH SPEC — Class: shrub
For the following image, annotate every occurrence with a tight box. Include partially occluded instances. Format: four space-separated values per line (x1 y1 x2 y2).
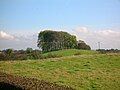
11 54 27 60
96 49 107 54
0 53 6 61
31 51 43 59
77 40 91 50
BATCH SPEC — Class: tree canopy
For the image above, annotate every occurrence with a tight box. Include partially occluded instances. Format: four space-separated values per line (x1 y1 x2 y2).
37 30 77 52
77 40 91 50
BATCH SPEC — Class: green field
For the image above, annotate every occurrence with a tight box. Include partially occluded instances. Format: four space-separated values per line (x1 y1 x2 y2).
0 50 120 90
43 49 98 57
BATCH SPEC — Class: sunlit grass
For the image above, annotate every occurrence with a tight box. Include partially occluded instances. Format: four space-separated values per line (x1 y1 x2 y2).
43 49 98 57
0 53 120 90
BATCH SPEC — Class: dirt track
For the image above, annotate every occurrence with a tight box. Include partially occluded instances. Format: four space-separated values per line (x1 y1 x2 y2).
0 72 74 90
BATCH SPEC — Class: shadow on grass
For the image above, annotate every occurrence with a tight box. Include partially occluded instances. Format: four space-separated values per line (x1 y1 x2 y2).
0 72 74 90
0 82 23 90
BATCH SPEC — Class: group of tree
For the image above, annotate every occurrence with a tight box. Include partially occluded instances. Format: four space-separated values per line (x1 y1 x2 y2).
0 48 43 61
37 30 91 52
0 47 63 61
96 49 120 54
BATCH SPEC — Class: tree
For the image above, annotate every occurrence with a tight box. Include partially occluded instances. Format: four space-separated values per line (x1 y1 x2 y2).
77 40 91 50
26 48 33 53
38 30 77 52
5 49 13 56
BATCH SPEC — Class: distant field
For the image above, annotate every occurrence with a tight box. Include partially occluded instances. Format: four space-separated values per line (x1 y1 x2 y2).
0 50 120 90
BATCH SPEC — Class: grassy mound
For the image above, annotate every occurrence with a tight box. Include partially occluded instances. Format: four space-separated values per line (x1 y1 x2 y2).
43 49 98 57
0 72 74 90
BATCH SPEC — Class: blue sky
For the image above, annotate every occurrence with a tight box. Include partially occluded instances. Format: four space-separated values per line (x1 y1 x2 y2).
1 0 120 31
0 0 120 49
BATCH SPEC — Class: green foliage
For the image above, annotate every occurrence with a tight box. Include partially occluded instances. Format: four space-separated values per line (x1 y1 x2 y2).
12 54 27 60
0 48 42 61
38 30 77 52
30 50 43 59
0 53 6 61
0 49 97 61
77 40 91 50
26 48 33 53
0 48 119 61
5 48 13 56
0 49 14 60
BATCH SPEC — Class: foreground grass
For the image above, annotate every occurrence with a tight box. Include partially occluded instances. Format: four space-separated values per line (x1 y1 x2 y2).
0 53 120 90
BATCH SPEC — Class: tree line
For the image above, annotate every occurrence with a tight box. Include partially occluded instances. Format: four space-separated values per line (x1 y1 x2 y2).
0 30 92 60
0 48 43 60
96 49 120 54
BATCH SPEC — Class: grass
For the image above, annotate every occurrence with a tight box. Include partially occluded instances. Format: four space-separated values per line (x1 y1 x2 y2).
0 50 120 90
43 49 98 57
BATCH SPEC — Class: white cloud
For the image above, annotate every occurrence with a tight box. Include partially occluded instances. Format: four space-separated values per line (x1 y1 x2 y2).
0 31 39 50
72 27 120 49
0 31 14 40
75 27 89 34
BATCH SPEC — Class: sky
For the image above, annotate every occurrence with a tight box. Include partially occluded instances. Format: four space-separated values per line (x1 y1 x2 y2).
0 0 120 50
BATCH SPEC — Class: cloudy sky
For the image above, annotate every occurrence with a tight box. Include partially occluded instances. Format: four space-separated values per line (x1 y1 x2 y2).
0 0 120 50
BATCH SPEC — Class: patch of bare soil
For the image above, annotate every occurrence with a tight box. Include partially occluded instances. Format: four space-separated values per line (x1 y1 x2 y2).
0 72 74 90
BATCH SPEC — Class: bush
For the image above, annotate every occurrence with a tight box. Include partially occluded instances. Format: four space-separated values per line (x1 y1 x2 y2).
11 54 27 60
77 40 91 50
31 51 44 59
0 53 6 61
96 49 106 54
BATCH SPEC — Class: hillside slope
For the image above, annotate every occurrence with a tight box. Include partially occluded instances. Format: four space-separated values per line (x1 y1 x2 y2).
43 49 98 57
0 53 120 90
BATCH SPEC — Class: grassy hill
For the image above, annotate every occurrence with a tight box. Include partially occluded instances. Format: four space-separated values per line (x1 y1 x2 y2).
43 49 98 57
0 49 120 90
